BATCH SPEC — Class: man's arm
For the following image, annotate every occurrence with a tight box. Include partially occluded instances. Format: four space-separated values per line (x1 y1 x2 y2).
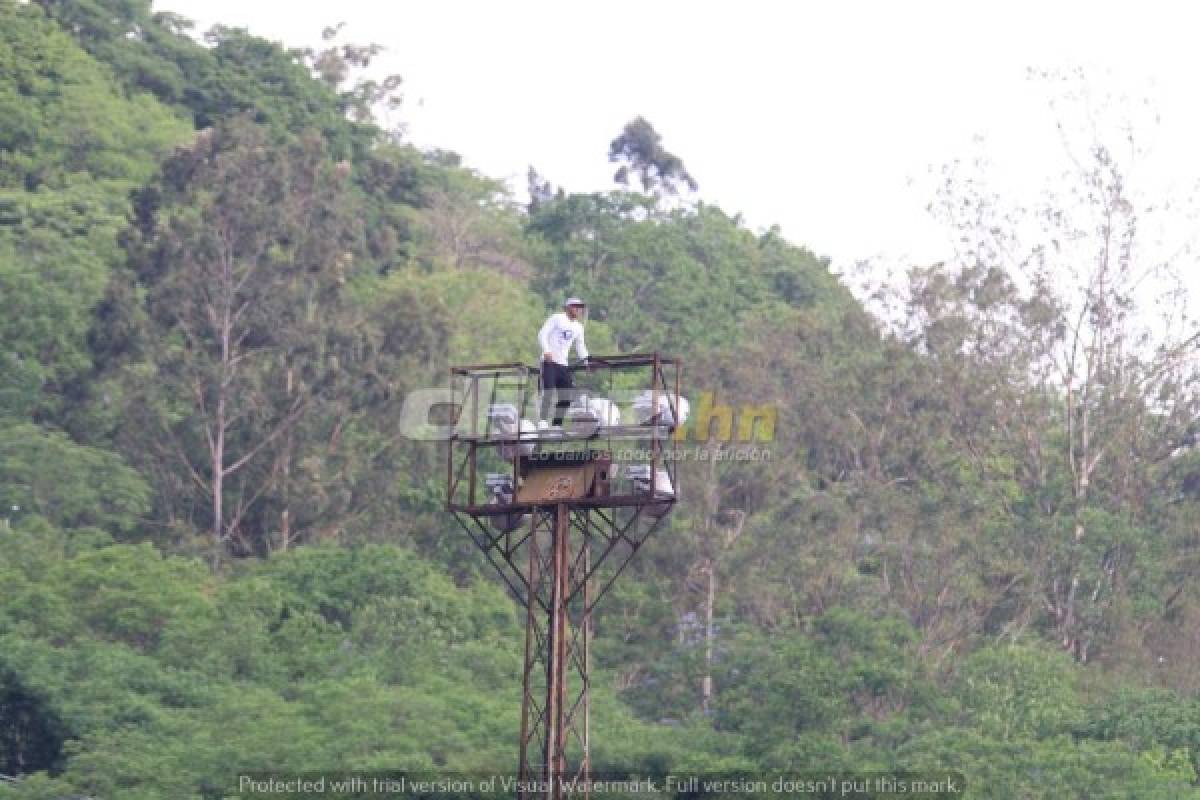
538 315 556 360
574 324 589 361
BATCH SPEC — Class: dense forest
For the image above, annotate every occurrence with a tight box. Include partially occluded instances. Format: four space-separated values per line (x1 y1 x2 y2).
3 1 1200 797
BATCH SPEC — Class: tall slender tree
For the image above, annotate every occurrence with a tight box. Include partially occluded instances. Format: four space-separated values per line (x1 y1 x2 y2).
893 76 1200 661
113 118 362 554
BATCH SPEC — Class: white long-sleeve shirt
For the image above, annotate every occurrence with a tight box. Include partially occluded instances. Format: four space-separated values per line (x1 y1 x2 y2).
538 312 588 366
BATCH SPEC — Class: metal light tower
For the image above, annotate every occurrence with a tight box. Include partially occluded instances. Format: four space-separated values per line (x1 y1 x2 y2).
445 354 682 799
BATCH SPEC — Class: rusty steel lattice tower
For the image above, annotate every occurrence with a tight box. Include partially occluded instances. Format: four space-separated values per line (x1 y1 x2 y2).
445 354 682 799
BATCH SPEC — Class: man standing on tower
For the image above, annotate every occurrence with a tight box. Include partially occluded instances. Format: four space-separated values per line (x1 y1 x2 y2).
538 297 589 426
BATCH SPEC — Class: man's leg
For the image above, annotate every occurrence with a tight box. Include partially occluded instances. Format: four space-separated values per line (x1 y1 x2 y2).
552 364 575 427
539 361 556 423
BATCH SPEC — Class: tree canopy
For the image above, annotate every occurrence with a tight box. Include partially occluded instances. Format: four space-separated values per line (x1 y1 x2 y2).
609 116 699 196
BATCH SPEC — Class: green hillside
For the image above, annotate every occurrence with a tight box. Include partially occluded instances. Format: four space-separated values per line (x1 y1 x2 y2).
2 2 1200 798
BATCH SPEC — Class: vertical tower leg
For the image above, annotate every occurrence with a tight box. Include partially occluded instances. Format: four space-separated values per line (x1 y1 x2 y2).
517 512 541 798
516 505 591 800
545 502 569 796
580 536 591 800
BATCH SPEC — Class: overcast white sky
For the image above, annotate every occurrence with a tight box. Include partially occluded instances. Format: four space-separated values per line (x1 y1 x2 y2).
160 0 1200 292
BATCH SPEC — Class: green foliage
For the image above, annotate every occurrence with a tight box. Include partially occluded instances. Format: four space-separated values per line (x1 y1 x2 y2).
193 26 373 158
1077 685 1200 778
99 117 370 551
0 3 190 421
528 196 847 354
0 538 728 796
0 3 189 191
708 612 940 764
2 3 1200 796
608 116 698 195
956 644 1082 741
896 727 1198 799
35 0 375 158
0 423 149 533
0 197 110 417
0 666 66 778
396 268 615 365
713 628 849 745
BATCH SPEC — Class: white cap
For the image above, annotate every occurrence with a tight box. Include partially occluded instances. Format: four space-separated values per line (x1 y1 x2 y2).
565 296 586 307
